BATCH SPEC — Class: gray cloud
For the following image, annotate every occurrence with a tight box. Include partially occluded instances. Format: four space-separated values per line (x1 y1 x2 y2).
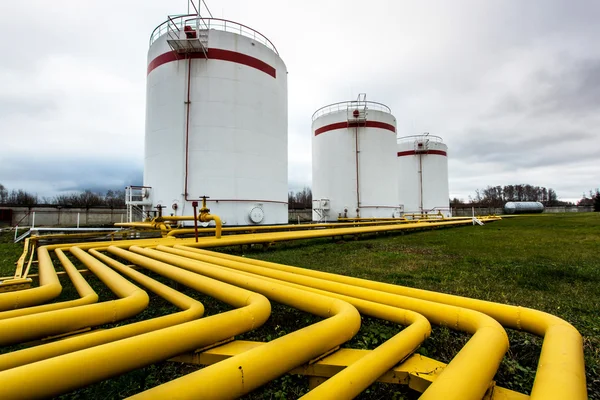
0 0 598 203
0 155 142 197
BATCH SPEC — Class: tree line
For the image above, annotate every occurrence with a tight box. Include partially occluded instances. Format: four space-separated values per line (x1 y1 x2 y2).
577 189 600 211
458 184 561 207
0 184 125 208
288 187 312 209
451 183 599 210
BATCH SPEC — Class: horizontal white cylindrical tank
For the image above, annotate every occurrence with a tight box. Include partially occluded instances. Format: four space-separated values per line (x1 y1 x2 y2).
504 201 544 214
144 16 288 225
312 100 401 222
397 135 450 217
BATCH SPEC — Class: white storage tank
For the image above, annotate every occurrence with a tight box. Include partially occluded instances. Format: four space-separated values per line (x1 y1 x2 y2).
143 15 288 225
397 134 450 217
312 96 401 222
504 202 544 214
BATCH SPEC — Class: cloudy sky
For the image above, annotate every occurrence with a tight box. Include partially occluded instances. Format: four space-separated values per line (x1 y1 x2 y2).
0 0 598 202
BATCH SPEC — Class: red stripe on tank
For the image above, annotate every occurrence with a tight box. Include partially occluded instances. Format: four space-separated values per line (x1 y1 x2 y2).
147 48 276 78
314 121 396 136
397 150 447 157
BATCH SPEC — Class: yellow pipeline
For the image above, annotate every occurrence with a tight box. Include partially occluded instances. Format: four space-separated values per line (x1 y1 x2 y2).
200 213 222 238
159 246 508 400
0 250 205 372
0 247 149 346
0 250 271 399
114 222 157 229
198 263 432 399
12 237 30 278
0 249 98 320
164 219 411 237
124 245 360 400
36 217 497 254
0 247 61 311
198 196 222 238
167 217 501 250
184 247 586 400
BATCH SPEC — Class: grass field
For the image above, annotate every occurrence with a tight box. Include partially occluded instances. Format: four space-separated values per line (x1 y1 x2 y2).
0 213 598 398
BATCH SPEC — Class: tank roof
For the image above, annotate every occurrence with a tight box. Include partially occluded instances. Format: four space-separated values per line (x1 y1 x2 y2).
397 134 444 144
312 101 391 121
150 15 278 54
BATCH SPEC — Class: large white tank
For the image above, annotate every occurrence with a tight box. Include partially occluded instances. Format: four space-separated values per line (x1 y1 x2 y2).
312 97 401 221
397 135 450 217
144 16 288 225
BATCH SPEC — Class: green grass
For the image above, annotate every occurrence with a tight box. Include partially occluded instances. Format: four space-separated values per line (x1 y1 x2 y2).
0 213 599 398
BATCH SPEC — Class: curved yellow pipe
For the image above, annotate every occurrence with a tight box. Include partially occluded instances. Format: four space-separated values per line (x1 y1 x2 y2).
199 213 222 238
183 246 586 400
0 247 271 399
0 247 61 311
0 250 205 372
0 249 98 320
162 246 508 400
211 264 431 400
125 245 361 400
0 247 149 346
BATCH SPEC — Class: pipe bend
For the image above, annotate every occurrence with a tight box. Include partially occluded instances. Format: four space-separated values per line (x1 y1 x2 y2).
200 214 222 238
0 247 62 312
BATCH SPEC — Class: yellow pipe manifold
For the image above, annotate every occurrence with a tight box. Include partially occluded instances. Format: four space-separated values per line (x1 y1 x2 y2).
0 248 272 399
175 247 586 400
0 249 205 372
143 246 508 400
0 216 587 399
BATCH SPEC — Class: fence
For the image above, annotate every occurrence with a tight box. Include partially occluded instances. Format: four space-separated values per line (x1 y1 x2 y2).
0 206 127 228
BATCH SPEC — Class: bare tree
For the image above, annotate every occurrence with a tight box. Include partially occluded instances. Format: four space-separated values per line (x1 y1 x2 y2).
0 184 7 204
105 190 125 209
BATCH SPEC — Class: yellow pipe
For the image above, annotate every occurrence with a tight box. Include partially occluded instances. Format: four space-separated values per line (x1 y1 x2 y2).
164 219 412 237
200 263 432 399
0 249 271 399
0 249 98 320
184 247 586 400
200 213 222 238
160 246 508 400
0 250 205 372
156 215 196 221
124 245 360 400
0 247 61 311
36 216 496 254
114 222 158 229
172 217 501 249
0 247 149 346
22 237 37 278
13 238 29 278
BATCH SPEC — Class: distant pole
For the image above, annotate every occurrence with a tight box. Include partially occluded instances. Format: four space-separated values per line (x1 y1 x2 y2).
32 212 35 229
77 213 80 228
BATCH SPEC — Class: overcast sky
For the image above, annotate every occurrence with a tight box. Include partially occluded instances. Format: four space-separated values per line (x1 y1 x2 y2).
0 0 598 202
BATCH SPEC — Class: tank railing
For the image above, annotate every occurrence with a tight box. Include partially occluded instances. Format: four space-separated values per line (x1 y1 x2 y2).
312 101 391 121
183 16 210 32
166 16 181 42
150 15 278 54
397 134 444 144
